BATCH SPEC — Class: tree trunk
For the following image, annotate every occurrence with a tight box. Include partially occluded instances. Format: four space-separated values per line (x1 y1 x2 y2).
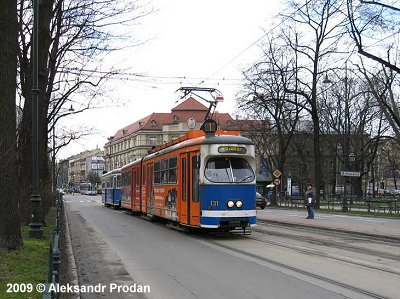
0 0 23 250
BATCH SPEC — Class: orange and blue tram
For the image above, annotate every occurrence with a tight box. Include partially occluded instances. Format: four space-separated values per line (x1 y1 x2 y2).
119 119 257 233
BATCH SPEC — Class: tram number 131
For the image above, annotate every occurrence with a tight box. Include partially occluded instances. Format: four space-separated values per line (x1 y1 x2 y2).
210 200 219 206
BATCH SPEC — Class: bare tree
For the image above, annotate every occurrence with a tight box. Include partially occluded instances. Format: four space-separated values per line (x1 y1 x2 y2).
278 0 348 205
320 66 390 196
356 59 400 140
0 0 23 251
16 0 150 222
347 0 400 74
238 36 303 205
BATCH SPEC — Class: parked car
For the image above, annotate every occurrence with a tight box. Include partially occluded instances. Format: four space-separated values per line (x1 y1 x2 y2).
256 192 268 209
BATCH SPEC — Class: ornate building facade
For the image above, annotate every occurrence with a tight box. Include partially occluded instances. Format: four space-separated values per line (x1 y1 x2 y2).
58 148 105 190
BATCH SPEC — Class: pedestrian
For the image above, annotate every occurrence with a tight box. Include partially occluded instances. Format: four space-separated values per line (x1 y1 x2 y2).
304 183 316 219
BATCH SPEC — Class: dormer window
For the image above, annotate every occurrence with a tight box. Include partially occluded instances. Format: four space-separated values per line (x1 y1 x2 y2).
151 120 157 127
227 120 232 127
187 117 196 129
172 115 179 123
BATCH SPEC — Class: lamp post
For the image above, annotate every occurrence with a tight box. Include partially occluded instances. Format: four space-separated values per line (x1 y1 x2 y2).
322 62 350 212
342 62 350 212
28 0 42 238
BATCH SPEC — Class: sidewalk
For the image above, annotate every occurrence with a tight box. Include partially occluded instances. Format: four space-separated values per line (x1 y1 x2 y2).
256 208 400 240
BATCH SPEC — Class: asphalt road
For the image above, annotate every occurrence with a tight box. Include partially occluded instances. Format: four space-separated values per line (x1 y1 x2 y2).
63 194 363 299
63 194 400 298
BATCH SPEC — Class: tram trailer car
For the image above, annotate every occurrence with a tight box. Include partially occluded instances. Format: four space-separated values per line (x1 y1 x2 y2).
121 119 257 233
101 168 122 208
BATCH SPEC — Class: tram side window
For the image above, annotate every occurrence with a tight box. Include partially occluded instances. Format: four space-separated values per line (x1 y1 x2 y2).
122 172 131 187
154 161 161 184
153 156 178 184
106 178 112 188
160 159 168 183
142 167 146 186
116 175 122 188
168 156 177 183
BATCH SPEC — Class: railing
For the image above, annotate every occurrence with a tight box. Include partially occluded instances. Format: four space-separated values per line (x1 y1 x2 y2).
43 191 63 299
276 194 400 214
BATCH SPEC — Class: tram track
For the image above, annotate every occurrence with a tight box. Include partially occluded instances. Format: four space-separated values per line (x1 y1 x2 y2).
252 224 400 264
256 218 400 243
201 236 391 299
247 231 400 276
193 219 400 299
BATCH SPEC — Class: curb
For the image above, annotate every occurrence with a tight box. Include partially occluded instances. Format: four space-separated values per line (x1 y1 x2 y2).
63 204 81 299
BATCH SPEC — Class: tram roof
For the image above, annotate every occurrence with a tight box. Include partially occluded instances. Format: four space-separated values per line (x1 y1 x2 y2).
146 129 253 155
102 167 121 177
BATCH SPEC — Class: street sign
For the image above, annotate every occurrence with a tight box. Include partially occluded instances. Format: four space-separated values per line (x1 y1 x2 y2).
274 178 281 186
340 171 360 177
273 169 282 178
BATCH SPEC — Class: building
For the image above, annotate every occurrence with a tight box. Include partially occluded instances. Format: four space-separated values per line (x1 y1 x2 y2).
103 97 235 171
58 148 105 191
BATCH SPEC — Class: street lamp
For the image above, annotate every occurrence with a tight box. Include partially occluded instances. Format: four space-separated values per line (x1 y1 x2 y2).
323 62 351 212
29 0 42 239
323 74 332 84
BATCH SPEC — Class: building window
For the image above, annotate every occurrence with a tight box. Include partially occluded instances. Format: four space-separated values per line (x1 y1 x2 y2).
149 137 157 145
151 120 157 127
187 117 196 129
173 115 179 123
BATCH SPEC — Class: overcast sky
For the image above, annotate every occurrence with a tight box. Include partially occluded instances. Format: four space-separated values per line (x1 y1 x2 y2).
58 0 282 159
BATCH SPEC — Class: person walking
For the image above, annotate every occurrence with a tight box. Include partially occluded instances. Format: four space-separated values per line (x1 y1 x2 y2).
304 183 316 219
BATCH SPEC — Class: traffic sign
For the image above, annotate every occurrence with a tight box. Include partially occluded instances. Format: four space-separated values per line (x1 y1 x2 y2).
273 169 282 178
274 178 281 186
340 171 360 177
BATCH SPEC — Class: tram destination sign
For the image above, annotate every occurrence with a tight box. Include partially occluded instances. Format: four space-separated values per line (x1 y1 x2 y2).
218 146 247 154
340 171 361 177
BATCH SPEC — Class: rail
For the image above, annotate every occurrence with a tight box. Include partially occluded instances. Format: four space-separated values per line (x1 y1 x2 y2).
365 198 399 213
43 191 63 299
276 194 400 214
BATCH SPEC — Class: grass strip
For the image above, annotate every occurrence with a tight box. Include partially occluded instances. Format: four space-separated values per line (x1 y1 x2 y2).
0 207 57 299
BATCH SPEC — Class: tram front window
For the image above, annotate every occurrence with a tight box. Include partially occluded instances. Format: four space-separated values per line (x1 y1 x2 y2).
205 157 255 183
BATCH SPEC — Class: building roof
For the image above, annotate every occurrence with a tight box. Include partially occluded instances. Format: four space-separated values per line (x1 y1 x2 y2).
106 97 235 144
172 97 209 111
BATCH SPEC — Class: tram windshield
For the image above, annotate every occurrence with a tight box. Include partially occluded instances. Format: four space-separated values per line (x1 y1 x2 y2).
205 157 255 183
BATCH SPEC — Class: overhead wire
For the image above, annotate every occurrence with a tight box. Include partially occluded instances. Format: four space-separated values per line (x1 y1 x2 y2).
197 2 309 86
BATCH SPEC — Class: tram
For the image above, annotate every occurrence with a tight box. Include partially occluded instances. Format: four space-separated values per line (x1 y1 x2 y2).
101 168 122 207
79 182 97 195
121 119 256 233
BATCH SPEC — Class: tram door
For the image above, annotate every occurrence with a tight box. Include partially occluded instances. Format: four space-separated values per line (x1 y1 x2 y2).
180 152 200 226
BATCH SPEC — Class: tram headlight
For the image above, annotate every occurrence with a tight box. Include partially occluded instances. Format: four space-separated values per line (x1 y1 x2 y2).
227 200 235 208
235 200 243 208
